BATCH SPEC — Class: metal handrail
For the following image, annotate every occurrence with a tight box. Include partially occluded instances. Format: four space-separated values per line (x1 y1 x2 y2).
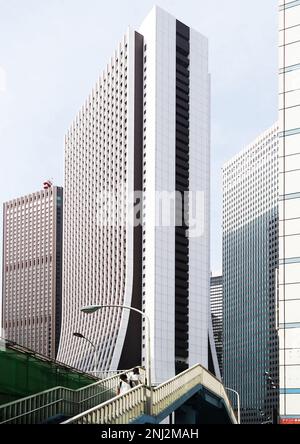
0 385 71 410
0 367 145 424
77 387 113 405
62 364 237 425
1 386 116 424
0 397 69 424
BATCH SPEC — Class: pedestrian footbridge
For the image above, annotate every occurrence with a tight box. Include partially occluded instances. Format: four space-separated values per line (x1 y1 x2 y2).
0 363 237 425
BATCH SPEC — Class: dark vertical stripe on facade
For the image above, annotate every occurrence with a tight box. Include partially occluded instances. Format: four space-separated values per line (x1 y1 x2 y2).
54 187 63 358
118 32 144 370
208 338 215 375
210 275 223 376
175 21 190 375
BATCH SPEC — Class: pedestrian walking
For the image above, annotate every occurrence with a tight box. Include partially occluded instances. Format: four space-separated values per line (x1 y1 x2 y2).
128 367 142 387
117 373 132 395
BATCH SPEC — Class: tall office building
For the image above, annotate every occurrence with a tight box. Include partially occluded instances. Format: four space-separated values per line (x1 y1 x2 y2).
223 124 279 424
2 184 63 359
58 6 216 383
210 274 223 376
279 0 300 424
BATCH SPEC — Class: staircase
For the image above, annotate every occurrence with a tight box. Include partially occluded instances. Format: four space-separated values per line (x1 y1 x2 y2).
62 364 237 424
1 364 237 424
0 368 145 424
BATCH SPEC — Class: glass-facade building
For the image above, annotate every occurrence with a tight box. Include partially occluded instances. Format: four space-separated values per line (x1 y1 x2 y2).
223 124 279 424
279 0 300 423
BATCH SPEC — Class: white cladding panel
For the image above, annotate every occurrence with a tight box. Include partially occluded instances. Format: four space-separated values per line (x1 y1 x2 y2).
189 28 210 368
279 0 300 420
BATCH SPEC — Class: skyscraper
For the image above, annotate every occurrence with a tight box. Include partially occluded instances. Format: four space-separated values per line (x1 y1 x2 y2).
210 274 223 376
58 6 215 384
278 0 300 424
2 184 63 359
223 124 279 424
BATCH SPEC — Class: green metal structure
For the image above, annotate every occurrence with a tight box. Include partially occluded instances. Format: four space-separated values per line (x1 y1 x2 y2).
0 340 96 405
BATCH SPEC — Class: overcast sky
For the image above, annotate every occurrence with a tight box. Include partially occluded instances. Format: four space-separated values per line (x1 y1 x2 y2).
0 0 278 275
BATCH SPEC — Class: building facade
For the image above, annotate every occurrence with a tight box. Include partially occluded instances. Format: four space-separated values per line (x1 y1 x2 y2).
2 185 63 359
278 0 300 424
58 6 215 383
210 274 223 376
223 124 279 424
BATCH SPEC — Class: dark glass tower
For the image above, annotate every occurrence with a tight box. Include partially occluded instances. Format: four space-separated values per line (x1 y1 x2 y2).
223 125 279 424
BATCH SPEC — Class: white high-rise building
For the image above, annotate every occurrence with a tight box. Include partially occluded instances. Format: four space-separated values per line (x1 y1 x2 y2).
279 0 300 424
58 6 214 384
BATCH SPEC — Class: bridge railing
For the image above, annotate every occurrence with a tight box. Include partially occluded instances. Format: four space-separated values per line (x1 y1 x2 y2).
75 368 146 414
0 386 75 424
0 367 145 424
152 365 202 416
201 370 235 418
62 364 237 425
63 386 147 424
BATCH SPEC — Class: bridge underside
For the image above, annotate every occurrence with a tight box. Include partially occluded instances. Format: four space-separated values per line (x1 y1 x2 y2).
175 393 232 424
133 386 234 425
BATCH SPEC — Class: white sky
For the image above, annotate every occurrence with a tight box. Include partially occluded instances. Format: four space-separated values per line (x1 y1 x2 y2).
0 0 278 276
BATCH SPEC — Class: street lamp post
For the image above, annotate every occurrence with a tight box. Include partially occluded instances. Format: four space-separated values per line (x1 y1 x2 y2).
225 387 241 424
73 332 98 376
80 304 151 392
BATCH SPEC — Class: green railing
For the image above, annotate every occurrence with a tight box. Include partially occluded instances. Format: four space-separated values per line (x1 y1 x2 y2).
0 339 96 405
